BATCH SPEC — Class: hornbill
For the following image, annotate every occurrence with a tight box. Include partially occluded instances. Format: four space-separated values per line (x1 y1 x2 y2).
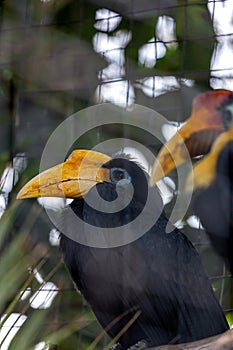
150 89 233 274
17 149 228 349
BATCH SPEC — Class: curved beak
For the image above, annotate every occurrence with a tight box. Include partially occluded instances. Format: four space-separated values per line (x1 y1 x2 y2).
17 150 111 199
150 90 231 186
186 125 233 192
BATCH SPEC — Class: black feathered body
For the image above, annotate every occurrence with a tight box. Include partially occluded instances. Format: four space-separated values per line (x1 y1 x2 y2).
60 158 228 348
192 141 233 274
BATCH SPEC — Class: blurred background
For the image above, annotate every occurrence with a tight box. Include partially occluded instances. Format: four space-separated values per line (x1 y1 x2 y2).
0 0 233 349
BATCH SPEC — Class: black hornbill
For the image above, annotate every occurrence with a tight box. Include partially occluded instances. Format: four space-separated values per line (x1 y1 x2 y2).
150 89 233 274
17 149 228 348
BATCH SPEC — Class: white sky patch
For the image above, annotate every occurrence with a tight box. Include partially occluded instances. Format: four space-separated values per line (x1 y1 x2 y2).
37 197 72 212
0 154 27 194
208 0 233 36
208 0 233 89
100 62 125 80
0 153 27 217
140 76 179 98
174 219 184 229
135 15 176 68
180 78 195 88
49 228 60 246
34 269 44 284
139 39 166 68
95 80 135 106
157 179 173 204
139 77 194 98
0 313 27 350
0 194 7 218
162 122 185 141
13 153 27 174
93 19 133 106
187 215 204 229
0 167 17 193
163 176 176 191
162 123 178 141
27 270 58 310
30 282 58 309
95 9 122 32
93 31 131 64
156 176 176 208
34 342 49 350
156 16 177 49
20 288 31 301
37 197 67 211
94 29 134 106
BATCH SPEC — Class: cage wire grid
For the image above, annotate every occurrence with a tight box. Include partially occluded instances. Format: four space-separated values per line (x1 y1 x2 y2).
0 0 233 349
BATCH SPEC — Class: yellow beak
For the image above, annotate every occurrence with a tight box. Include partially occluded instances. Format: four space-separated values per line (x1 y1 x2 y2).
17 150 111 199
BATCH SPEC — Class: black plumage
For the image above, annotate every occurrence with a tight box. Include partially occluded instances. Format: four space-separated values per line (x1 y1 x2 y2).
191 140 233 274
58 156 228 349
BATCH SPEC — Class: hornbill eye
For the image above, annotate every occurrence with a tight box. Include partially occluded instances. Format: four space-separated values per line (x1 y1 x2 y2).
110 167 132 185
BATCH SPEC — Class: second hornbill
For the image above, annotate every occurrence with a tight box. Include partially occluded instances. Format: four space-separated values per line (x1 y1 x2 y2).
150 89 233 274
17 149 228 348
